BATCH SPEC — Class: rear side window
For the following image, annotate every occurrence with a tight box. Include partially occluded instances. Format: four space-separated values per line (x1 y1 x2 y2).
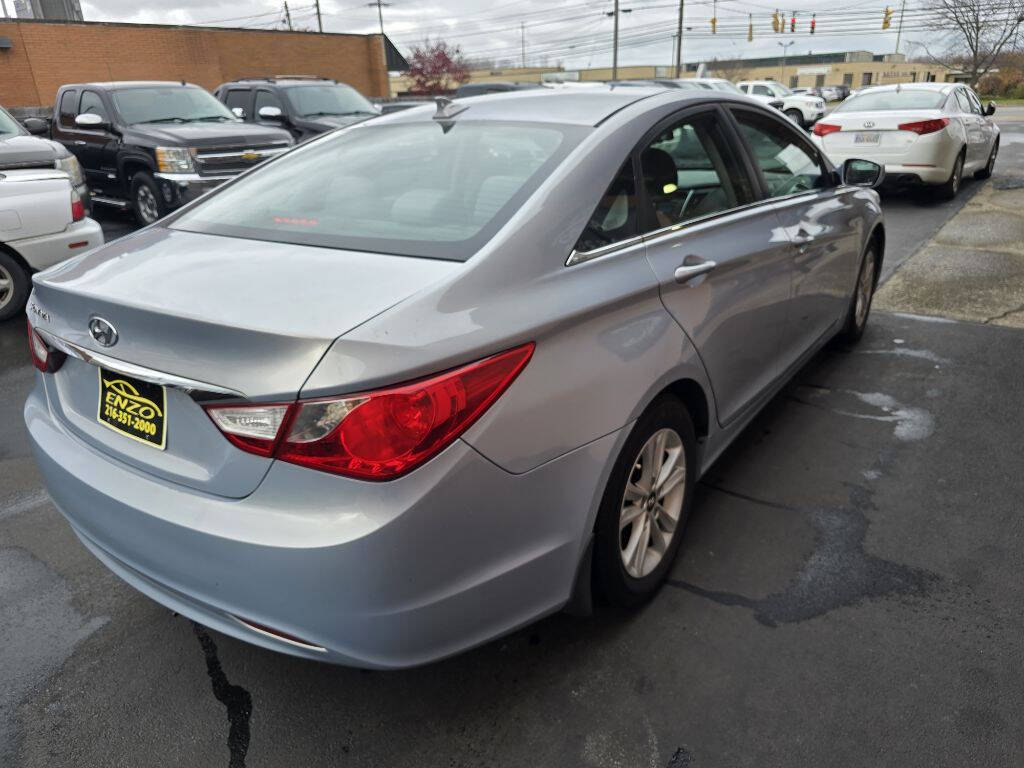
834 89 946 112
639 110 755 231
224 89 251 118
752 85 772 97
171 120 585 261
574 161 638 253
733 110 828 197
58 90 78 127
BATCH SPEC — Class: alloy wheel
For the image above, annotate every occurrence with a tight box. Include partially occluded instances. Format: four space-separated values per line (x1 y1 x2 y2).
619 428 686 579
136 185 160 224
855 253 876 330
0 264 12 310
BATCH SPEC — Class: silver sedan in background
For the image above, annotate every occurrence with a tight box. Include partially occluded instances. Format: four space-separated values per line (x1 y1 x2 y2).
25 87 885 667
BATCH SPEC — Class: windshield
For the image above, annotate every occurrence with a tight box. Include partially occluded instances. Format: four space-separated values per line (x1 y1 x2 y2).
284 84 376 117
834 89 947 112
170 120 585 261
709 81 743 94
0 107 25 138
769 83 793 97
112 87 237 124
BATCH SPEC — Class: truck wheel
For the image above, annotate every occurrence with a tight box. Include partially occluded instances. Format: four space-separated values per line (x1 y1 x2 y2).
785 108 804 127
131 171 167 226
0 251 30 322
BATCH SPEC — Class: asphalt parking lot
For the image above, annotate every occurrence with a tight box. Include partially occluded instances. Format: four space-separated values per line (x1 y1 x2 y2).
3 122 1024 768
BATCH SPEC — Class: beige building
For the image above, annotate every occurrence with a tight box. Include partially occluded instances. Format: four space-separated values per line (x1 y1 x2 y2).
391 51 962 97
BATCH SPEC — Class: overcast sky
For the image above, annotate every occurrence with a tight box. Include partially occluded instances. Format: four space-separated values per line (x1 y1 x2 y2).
71 0 938 71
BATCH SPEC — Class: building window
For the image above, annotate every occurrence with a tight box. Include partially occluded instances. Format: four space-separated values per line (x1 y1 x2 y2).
843 73 853 86
861 72 873 86
815 74 825 87
789 75 799 88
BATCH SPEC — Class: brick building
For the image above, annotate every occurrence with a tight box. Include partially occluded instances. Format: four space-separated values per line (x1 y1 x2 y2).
0 19 397 108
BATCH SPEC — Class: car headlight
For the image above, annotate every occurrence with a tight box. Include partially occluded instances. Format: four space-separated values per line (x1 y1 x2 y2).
155 147 195 174
54 155 84 187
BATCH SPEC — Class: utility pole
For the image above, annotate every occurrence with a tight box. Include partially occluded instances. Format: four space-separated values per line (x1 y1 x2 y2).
367 0 390 36
894 0 906 53
674 0 684 77
605 1 632 80
521 21 526 68
284 1 293 31
314 0 323 32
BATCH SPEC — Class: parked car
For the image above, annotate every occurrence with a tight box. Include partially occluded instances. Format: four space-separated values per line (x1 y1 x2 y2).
49 81 293 225
376 99 428 114
215 76 380 142
1 105 90 212
737 80 826 127
832 84 851 101
25 86 885 667
689 78 784 111
811 82 999 199
455 82 542 98
819 86 841 101
0 169 102 320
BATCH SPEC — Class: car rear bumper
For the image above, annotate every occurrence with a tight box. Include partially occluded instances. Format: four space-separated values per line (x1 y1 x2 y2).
26 379 619 668
10 217 104 271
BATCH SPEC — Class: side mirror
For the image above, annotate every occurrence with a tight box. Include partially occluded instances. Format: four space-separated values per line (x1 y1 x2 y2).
257 105 283 121
842 158 885 189
74 113 107 129
22 117 48 135
230 106 245 118
985 101 996 117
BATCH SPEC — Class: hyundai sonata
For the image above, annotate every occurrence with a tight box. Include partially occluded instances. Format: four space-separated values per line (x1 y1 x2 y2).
25 87 885 667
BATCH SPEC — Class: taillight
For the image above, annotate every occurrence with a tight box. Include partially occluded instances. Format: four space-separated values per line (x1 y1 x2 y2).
205 343 534 481
27 321 66 373
812 122 841 137
898 118 950 135
70 188 85 222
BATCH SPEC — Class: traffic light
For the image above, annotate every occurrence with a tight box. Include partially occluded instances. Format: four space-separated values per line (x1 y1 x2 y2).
810 13 816 34
790 13 796 32
772 9 780 33
882 6 893 29
748 13 754 41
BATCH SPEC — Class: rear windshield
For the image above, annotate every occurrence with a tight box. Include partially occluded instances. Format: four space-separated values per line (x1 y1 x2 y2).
170 120 584 261
834 89 946 112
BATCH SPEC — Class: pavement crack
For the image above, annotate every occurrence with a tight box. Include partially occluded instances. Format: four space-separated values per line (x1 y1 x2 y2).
698 482 798 512
193 623 253 768
983 301 1024 324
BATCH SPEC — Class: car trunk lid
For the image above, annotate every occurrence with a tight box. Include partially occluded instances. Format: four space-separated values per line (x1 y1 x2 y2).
820 109 947 157
30 227 460 497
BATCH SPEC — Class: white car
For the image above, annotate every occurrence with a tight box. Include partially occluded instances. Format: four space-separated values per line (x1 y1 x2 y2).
810 82 999 199
737 81 825 127
0 169 103 320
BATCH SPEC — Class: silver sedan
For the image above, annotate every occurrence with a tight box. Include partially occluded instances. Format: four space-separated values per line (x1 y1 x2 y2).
25 87 885 667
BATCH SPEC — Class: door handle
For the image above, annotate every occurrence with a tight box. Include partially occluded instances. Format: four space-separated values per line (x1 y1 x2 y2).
674 258 717 283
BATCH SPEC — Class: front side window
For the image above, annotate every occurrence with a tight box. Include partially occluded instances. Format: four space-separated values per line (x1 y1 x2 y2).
224 89 251 118
112 87 236 125
58 90 78 127
575 161 637 253
0 107 24 138
966 89 984 114
752 85 772 97
255 90 284 115
733 110 828 197
171 120 584 261
284 85 376 118
78 90 108 121
639 111 754 231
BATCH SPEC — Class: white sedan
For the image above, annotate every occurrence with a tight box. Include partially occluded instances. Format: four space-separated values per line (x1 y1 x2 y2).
0 169 103 319
811 82 999 199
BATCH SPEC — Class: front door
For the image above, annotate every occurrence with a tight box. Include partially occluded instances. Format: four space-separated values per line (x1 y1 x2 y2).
639 106 794 426
70 90 118 193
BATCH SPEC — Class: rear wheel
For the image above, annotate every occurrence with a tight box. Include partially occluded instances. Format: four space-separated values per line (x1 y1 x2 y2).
131 171 167 226
935 150 964 200
593 395 697 608
838 241 878 345
975 138 998 180
785 108 804 127
0 251 30 322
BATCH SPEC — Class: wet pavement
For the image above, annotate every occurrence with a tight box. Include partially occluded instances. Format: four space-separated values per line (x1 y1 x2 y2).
2 124 1024 767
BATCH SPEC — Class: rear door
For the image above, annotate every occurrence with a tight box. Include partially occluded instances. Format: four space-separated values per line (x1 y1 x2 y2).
639 105 794 426
729 105 862 367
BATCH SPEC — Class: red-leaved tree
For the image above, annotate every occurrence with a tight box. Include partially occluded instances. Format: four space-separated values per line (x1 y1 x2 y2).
407 40 470 95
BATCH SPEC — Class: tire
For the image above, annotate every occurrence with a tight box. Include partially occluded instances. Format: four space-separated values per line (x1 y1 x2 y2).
935 150 965 200
975 138 998 180
785 108 804 127
130 171 168 226
0 250 30 322
593 395 698 609
837 240 878 345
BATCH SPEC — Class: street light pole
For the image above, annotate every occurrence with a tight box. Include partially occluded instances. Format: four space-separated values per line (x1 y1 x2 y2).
778 40 793 84
894 0 906 53
674 0 684 78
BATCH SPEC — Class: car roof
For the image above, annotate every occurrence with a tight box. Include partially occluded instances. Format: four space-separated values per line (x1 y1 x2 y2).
61 81 203 90
371 85 707 127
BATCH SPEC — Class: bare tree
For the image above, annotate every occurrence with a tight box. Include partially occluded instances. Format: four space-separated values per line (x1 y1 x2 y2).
913 0 1024 86
706 58 752 82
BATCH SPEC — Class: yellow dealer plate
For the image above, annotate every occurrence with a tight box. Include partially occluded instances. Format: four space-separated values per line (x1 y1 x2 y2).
97 367 167 450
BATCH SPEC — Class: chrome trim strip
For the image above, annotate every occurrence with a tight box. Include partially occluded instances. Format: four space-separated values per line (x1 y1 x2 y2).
35 330 245 398
195 146 290 160
153 172 234 183
565 235 644 266
231 616 328 653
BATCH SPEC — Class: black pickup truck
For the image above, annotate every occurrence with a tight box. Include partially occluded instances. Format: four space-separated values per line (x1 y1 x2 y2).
50 81 293 225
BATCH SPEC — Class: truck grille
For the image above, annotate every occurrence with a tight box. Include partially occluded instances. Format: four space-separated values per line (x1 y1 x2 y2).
192 142 291 177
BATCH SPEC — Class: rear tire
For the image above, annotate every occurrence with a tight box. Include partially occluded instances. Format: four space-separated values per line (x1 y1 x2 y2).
975 139 998 180
593 395 697 609
838 241 878 345
785 108 804 127
0 250 30 322
131 171 168 226
935 150 964 200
